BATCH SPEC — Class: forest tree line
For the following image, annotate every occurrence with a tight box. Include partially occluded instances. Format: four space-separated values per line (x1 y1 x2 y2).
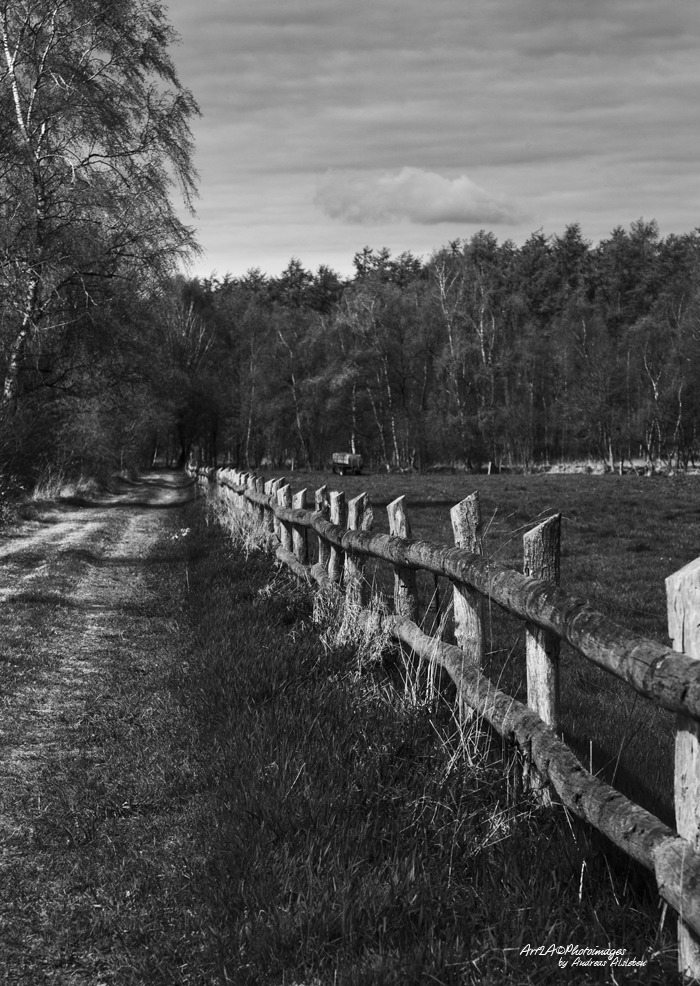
169 220 700 474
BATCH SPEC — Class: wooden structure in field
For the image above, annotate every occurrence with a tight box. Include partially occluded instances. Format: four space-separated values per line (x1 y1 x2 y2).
331 451 363 475
191 464 700 982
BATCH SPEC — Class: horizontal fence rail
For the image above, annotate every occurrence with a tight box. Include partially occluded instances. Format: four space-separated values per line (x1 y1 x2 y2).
191 463 700 980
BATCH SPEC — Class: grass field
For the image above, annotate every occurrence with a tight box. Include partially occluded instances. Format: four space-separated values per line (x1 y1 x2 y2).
230 468 700 827
191 490 680 983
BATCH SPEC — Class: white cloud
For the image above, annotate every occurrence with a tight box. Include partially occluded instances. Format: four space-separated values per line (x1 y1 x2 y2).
315 167 525 225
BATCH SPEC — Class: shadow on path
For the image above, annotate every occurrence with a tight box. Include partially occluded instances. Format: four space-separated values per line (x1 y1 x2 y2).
59 470 196 510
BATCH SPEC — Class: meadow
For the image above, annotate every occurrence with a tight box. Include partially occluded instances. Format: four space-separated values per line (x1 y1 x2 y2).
191 474 692 984
242 468 700 826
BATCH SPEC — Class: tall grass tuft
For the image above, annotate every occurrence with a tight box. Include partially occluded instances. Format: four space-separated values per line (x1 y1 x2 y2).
30 463 100 500
204 483 276 556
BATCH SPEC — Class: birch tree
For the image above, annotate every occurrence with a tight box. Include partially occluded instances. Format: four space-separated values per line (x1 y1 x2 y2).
0 0 199 413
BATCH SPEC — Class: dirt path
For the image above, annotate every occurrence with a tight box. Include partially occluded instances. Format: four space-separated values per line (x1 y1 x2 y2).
0 470 193 802
0 470 199 983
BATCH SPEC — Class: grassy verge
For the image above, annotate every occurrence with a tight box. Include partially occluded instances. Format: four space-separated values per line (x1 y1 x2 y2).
210 469 693 827
185 487 679 984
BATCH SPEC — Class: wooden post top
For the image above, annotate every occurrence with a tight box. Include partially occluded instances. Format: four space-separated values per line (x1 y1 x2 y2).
450 492 483 553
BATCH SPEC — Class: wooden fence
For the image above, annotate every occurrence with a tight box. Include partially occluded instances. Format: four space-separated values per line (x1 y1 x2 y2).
191 464 700 981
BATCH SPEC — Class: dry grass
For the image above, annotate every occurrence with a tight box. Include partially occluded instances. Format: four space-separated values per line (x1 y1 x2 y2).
203 482 276 556
30 464 101 501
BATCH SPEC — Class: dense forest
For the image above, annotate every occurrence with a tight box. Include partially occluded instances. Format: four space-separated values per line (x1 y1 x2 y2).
151 220 700 475
2 4 700 483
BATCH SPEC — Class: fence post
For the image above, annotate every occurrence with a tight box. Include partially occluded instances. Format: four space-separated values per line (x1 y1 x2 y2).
246 474 257 519
245 473 255 513
254 475 265 524
450 492 485 669
292 489 308 565
666 557 700 982
345 493 372 607
315 486 331 571
328 491 347 584
235 472 246 511
277 484 293 554
387 495 418 622
269 478 285 541
219 473 229 505
263 480 276 533
523 514 561 727
523 514 561 801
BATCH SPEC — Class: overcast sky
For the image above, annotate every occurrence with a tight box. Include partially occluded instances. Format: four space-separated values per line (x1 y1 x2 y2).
165 0 700 280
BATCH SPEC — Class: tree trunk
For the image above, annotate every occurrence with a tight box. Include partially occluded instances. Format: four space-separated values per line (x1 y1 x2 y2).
366 384 389 465
2 276 40 414
350 380 357 455
381 354 401 467
245 376 255 467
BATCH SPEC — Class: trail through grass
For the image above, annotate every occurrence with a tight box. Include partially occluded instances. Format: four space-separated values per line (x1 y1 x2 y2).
0 473 217 984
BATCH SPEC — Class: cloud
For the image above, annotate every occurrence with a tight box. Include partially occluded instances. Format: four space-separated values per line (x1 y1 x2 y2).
315 167 525 225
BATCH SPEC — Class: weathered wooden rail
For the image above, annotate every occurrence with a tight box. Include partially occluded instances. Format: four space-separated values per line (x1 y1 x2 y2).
191 464 700 980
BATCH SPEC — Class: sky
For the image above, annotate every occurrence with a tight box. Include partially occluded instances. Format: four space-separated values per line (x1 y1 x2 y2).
165 0 700 280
